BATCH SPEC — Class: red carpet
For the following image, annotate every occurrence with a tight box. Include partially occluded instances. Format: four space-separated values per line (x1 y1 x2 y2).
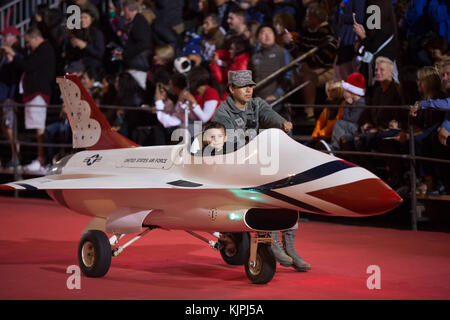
0 196 449 300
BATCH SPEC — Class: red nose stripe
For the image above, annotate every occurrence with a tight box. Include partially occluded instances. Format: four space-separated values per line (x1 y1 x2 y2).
307 178 403 216
0 185 16 190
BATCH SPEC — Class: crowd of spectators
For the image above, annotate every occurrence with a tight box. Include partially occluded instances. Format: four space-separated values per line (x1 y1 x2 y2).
0 0 449 194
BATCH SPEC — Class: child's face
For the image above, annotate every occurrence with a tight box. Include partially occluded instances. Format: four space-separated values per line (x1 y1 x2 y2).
326 86 337 101
343 90 361 104
204 128 227 150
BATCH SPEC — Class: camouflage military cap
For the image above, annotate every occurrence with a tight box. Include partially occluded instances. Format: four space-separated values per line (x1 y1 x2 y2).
228 70 256 87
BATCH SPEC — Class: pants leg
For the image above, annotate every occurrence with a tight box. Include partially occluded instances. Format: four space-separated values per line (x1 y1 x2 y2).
270 231 293 267
282 230 311 271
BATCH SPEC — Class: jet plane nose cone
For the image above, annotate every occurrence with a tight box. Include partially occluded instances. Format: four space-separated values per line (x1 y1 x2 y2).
378 187 403 211
308 178 403 216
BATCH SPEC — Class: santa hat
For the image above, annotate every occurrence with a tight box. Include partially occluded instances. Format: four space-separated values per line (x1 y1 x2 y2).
341 73 366 96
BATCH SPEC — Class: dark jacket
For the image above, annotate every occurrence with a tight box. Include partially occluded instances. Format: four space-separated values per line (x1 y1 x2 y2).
0 46 24 100
64 27 104 70
365 81 406 129
337 0 366 46
13 40 55 103
360 0 398 63
154 0 184 28
213 96 286 131
336 0 365 64
293 22 338 69
343 97 366 124
83 27 105 69
123 13 152 71
251 44 292 99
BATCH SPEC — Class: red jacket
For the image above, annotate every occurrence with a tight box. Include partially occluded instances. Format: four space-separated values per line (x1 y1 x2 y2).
193 85 221 122
209 50 250 84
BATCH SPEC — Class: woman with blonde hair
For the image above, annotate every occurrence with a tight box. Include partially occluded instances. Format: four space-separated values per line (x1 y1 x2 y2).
154 44 174 66
417 66 446 100
311 80 345 141
408 61 450 194
415 66 447 135
413 66 447 194
148 44 175 96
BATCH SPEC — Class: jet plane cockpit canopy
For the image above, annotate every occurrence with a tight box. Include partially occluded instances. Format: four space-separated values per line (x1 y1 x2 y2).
189 128 260 157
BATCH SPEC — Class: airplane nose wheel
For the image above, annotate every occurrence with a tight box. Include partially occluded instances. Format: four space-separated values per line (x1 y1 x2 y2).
81 241 95 268
244 234 276 284
78 230 112 277
247 253 262 276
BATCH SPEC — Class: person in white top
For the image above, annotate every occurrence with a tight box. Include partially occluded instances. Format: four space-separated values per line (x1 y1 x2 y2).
155 67 221 139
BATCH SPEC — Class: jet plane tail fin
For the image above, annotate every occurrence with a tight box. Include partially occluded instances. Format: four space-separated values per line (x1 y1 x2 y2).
56 74 139 150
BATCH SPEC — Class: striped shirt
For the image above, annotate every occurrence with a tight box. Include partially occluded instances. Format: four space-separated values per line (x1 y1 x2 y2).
294 22 338 69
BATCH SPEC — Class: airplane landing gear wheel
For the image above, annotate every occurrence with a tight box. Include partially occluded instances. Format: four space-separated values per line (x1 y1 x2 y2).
78 230 112 277
245 244 276 284
219 232 249 265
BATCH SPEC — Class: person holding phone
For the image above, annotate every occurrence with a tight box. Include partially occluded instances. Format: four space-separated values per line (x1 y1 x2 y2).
333 1 366 81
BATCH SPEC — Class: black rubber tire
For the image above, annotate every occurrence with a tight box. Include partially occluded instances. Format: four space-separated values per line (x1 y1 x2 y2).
220 232 250 265
244 243 276 284
78 230 112 277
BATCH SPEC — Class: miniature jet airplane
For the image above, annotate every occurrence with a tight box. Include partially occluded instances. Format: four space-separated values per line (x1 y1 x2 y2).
0 74 402 284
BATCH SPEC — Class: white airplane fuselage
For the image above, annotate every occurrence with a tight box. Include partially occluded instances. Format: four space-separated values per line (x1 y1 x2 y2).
41 128 402 234
2 75 402 236
0 74 404 284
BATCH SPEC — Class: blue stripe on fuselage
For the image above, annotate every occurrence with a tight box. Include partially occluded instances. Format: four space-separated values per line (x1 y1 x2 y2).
242 160 356 213
16 183 38 190
247 160 355 191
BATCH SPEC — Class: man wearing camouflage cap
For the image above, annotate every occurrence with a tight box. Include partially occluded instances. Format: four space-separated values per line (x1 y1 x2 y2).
213 70 292 133
212 70 310 272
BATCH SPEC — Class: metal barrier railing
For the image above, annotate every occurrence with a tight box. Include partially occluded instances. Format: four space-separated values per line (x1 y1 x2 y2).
253 38 335 109
268 69 330 109
253 46 318 91
1 101 449 231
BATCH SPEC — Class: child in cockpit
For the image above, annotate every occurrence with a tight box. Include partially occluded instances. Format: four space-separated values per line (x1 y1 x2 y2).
190 121 228 156
202 121 227 155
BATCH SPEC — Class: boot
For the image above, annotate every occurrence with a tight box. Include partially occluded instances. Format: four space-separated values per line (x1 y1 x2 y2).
282 230 311 272
270 232 293 267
